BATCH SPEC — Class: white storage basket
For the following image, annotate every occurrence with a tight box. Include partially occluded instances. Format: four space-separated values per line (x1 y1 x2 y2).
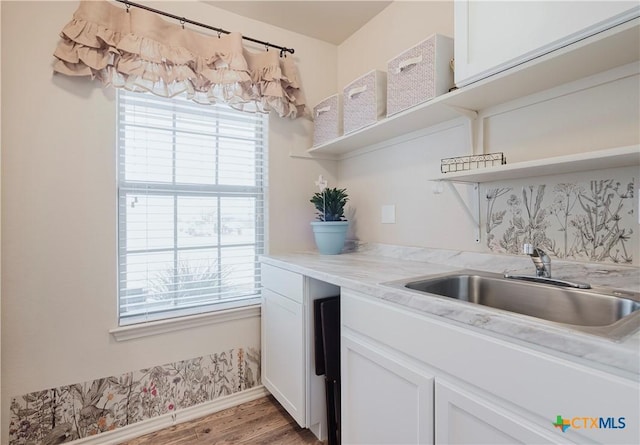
387 34 454 117
313 94 342 147
343 70 387 134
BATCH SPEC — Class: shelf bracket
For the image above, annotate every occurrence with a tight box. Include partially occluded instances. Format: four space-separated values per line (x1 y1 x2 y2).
445 104 479 154
445 181 481 243
445 105 478 121
289 148 339 161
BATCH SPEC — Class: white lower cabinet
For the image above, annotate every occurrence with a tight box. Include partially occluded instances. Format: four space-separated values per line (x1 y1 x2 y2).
435 380 563 445
341 289 639 445
340 333 560 445
263 270 639 445
262 287 305 426
261 263 340 440
342 333 434 445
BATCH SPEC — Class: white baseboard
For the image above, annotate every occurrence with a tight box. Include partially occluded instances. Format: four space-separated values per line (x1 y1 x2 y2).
70 386 270 445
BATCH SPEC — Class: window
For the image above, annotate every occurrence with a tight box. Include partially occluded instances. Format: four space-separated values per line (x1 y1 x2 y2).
117 90 267 325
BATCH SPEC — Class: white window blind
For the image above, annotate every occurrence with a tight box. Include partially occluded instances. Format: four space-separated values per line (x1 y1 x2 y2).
117 90 267 326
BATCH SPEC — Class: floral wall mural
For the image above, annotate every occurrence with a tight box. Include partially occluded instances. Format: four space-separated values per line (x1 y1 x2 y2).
9 347 260 445
483 169 636 264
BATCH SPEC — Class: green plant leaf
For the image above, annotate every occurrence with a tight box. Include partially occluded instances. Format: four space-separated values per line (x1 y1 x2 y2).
310 187 349 221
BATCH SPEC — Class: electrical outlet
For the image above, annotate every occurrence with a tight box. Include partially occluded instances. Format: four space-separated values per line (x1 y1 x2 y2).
381 205 396 224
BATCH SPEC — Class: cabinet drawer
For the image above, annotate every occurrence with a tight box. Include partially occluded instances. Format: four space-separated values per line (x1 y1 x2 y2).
262 263 304 303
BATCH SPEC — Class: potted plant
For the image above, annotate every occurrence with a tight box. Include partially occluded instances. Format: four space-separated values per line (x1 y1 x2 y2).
310 176 349 255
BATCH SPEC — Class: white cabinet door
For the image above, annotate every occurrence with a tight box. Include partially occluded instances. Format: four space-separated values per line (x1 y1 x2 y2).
435 380 568 445
262 288 306 427
261 263 340 439
342 333 434 445
454 0 639 87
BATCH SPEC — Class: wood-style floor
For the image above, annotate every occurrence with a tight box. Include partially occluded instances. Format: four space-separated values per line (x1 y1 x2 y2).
119 395 325 445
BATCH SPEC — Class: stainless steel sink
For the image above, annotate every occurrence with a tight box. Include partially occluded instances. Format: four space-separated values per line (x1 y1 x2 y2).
390 270 640 340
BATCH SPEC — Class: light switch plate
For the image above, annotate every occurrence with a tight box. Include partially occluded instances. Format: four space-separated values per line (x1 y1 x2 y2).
381 205 396 224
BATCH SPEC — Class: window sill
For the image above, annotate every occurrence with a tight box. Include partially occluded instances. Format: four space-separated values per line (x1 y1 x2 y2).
110 304 261 341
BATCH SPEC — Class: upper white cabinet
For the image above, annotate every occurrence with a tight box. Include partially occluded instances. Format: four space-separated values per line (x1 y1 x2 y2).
454 0 639 87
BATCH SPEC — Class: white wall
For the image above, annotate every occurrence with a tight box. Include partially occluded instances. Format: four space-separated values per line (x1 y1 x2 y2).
335 1 468 248
336 1 639 253
337 1 454 89
0 1 338 442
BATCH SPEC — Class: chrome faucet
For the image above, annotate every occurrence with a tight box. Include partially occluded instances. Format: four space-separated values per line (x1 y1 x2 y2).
523 243 551 278
504 243 590 289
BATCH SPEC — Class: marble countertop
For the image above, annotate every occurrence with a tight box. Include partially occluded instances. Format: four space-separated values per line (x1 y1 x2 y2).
261 244 640 377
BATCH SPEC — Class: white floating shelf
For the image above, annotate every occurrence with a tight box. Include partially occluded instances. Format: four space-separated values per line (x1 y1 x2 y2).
434 146 640 183
307 95 460 156
307 18 640 157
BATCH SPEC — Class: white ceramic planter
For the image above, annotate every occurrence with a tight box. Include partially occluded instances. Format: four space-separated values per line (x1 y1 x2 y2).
310 221 349 255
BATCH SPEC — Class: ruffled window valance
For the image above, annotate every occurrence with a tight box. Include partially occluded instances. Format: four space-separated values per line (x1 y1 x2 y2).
53 0 307 118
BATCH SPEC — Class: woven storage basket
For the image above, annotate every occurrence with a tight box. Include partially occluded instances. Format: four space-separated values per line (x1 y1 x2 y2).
313 94 342 147
343 70 387 134
387 34 454 117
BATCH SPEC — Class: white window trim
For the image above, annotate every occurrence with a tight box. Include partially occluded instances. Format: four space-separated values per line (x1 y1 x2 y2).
110 303 261 341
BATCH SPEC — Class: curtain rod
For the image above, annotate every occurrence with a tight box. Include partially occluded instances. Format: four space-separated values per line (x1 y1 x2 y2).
114 0 295 55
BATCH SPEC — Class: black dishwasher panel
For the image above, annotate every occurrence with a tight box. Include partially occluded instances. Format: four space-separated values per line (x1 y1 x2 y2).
313 296 341 445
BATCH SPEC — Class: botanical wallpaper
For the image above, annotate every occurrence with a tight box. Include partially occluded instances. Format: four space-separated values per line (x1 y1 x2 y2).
484 172 636 264
9 347 260 445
